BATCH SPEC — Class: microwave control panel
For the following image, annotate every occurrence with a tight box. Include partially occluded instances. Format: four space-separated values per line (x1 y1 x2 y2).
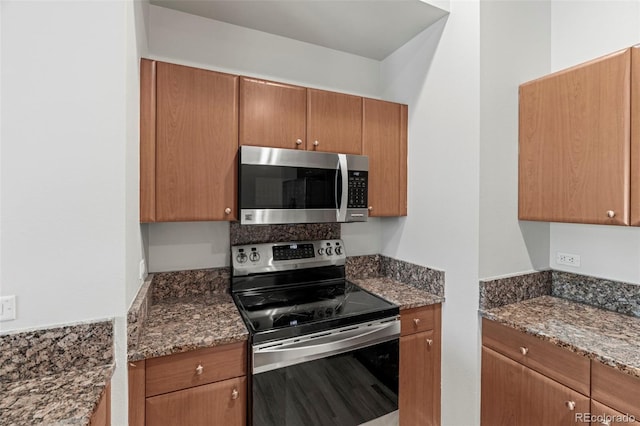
347 171 368 208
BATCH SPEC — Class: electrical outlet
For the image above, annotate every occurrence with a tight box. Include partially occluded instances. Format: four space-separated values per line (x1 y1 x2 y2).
139 259 146 280
557 252 581 267
0 295 16 321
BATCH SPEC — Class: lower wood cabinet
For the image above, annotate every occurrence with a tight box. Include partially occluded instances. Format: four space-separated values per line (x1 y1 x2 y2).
129 341 247 426
399 304 441 426
482 318 640 426
482 347 589 425
90 382 111 426
590 400 640 426
146 376 246 426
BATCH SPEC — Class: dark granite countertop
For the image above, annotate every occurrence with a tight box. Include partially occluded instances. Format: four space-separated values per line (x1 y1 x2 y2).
351 276 445 310
129 293 248 362
482 295 640 379
0 364 114 426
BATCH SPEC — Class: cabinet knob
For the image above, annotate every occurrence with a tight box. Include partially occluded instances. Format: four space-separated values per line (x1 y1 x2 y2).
195 364 204 375
295 138 303 146
413 318 421 326
606 210 616 218
565 400 576 411
426 338 433 347
224 207 232 215
368 206 373 211
519 346 529 356
313 140 319 147
231 388 239 400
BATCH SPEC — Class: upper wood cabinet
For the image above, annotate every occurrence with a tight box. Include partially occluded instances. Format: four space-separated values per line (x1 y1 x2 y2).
519 47 634 225
307 88 362 154
363 98 408 216
141 59 409 222
140 59 239 222
239 77 307 150
631 46 640 226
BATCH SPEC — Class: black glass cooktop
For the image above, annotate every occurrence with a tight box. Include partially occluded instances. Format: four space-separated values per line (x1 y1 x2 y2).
233 280 398 344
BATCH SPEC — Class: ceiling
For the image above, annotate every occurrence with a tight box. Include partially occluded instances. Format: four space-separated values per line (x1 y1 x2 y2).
148 0 449 60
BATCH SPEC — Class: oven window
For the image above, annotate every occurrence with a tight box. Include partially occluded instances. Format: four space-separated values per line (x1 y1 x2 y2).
253 339 398 426
241 165 340 209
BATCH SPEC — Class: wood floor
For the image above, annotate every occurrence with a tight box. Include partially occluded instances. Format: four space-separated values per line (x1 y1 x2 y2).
253 353 398 426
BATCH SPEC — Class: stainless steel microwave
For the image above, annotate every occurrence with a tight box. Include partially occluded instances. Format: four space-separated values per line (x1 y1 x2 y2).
239 146 369 225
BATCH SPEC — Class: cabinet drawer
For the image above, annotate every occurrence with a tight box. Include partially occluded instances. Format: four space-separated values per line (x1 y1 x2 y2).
401 305 435 336
590 399 640 425
146 342 246 397
482 318 590 395
146 376 246 426
592 361 640 419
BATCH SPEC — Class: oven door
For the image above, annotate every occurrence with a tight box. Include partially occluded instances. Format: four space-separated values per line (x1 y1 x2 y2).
251 318 400 426
239 146 349 224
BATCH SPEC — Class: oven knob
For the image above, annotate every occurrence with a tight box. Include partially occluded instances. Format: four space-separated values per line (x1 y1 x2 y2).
326 247 333 256
335 246 343 255
318 248 325 255
249 252 260 262
236 253 248 263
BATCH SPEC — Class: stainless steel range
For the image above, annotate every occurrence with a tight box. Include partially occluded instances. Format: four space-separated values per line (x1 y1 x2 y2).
231 239 400 426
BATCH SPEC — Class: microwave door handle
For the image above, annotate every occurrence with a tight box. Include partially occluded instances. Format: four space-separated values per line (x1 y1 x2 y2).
337 154 348 222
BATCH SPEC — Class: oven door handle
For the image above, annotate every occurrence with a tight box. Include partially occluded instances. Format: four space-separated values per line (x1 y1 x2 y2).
252 319 400 374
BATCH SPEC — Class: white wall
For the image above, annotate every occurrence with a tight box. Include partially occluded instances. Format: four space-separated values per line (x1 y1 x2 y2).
379 2 480 424
479 1 551 280
549 0 640 284
1 1 147 422
1 0 128 331
149 5 380 96
145 5 384 272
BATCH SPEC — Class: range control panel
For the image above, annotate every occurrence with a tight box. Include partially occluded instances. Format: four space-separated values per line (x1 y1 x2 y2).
232 239 346 276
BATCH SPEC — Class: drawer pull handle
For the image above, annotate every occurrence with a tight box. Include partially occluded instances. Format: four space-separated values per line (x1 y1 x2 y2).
413 318 421 326
426 338 433 347
565 400 576 411
519 346 529 356
195 364 204 375
231 389 239 400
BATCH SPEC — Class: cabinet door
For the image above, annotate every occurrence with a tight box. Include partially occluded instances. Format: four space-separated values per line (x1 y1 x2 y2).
631 46 640 226
363 98 407 216
155 62 239 221
307 88 362 154
482 347 589 426
146 376 246 426
590 400 640 426
400 330 438 426
239 77 307 150
519 48 631 225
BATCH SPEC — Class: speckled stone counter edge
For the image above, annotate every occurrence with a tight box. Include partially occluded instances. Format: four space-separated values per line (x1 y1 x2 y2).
480 269 640 318
230 222 340 245
347 254 445 297
479 270 552 310
127 274 153 353
481 296 640 380
552 270 640 318
0 319 114 384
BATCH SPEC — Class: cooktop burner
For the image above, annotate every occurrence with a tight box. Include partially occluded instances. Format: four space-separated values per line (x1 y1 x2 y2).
231 240 399 344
